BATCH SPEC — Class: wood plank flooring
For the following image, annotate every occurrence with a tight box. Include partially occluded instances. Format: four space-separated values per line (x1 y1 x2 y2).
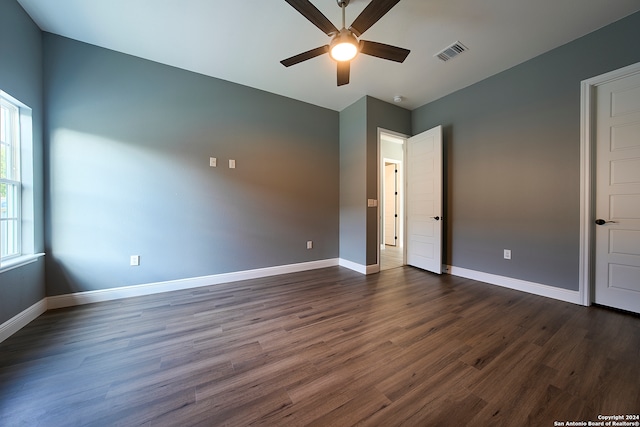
380 245 403 271
1 266 639 426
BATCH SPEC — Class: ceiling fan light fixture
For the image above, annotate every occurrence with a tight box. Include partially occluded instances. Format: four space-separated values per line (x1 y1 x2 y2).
330 29 359 61
281 0 410 86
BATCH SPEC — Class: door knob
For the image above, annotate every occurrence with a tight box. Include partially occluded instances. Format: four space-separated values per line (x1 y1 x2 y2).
431 216 440 221
595 219 616 225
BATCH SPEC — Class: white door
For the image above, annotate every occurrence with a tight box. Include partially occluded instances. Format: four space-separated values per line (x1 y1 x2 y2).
406 126 443 274
384 163 398 246
594 68 640 314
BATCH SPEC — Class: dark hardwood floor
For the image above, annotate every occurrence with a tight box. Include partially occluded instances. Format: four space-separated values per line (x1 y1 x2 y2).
1 266 638 426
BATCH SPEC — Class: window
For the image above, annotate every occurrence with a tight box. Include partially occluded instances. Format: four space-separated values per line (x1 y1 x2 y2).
1 96 21 260
1 90 39 271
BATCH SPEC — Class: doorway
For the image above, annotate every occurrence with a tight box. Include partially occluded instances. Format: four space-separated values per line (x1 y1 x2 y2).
378 127 444 273
380 132 405 270
580 61 640 314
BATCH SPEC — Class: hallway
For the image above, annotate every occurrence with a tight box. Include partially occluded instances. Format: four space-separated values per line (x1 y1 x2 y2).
380 245 403 270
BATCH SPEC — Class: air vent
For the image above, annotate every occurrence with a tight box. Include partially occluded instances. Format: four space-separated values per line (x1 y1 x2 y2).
434 41 468 62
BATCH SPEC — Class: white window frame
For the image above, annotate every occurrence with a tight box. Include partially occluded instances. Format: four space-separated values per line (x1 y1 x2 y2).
1 95 22 260
0 90 43 273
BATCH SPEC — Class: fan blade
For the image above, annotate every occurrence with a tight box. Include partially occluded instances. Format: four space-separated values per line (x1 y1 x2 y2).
360 40 410 62
284 0 339 36
349 0 401 37
281 45 330 67
337 61 350 86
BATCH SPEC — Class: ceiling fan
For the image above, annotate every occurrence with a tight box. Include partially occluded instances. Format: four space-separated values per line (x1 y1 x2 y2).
281 0 410 86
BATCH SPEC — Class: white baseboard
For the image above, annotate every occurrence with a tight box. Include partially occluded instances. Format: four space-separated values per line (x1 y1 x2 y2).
0 299 47 343
3 259 341 342
337 258 380 275
2 260 584 344
446 265 582 305
338 258 367 274
48 258 340 310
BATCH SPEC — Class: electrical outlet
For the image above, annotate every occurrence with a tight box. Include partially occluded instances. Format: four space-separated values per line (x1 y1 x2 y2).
307 241 313 249
503 249 511 260
130 255 140 266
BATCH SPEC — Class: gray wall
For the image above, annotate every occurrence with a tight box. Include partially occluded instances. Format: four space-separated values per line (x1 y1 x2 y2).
338 96 410 267
412 11 640 291
381 139 403 163
5 0 639 320
365 97 411 265
339 97 367 265
43 34 339 296
0 0 46 324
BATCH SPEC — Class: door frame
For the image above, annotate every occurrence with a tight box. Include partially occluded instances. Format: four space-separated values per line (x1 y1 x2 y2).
377 128 409 268
579 61 640 307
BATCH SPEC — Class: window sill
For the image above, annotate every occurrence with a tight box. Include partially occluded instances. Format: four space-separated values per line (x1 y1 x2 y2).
0 253 45 274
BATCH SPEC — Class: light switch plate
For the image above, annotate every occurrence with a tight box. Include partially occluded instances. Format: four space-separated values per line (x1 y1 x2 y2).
130 255 140 266
229 159 236 169
209 157 217 167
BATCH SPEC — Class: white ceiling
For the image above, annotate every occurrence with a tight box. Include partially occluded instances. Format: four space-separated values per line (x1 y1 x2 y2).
16 0 640 111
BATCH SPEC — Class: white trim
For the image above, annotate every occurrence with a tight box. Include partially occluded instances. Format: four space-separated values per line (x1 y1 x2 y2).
579 77 593 307
579 61 640 308
446 265 582 305
0 299 47 343
3 259 343 342
340 261 379 275
338 258 367 274
48 258 339 310
366 264 380 275
0 253 45 274
377 128 382 267
1 259 584 343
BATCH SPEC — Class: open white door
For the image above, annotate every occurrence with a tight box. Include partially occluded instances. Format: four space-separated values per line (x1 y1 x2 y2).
593 67 640 314
406 125 443 273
